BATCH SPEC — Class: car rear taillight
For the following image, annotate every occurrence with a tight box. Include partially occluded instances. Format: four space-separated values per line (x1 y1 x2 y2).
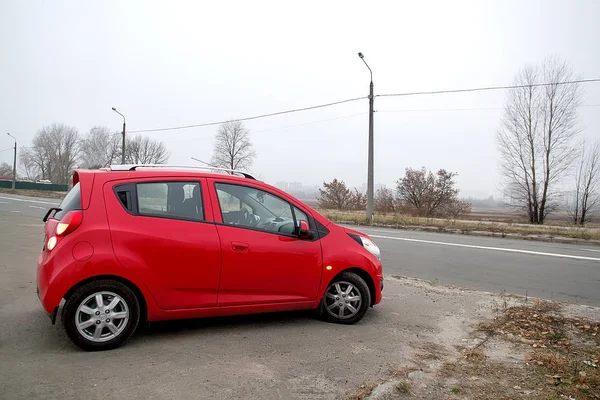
46 210 83 252
56 211 83 236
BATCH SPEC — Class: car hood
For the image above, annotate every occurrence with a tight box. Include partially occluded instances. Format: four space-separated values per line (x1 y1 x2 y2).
342 226 373 241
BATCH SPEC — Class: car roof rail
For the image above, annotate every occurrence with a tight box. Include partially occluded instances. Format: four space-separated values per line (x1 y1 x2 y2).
109 164 256 180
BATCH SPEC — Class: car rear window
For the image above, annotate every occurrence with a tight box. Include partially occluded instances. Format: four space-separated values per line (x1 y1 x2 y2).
54 182 81 220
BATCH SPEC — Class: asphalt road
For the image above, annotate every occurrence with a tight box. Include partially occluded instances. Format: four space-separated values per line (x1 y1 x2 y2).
1 192 599 306
350 225 600 306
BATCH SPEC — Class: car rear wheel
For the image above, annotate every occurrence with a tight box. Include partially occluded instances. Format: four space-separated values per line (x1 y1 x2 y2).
319 272 371 324
62 280 140 351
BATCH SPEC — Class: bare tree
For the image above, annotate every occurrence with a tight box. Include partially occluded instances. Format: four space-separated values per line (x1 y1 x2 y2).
350 188 367 211
20 123 80 185
125 135 169 164
375 187 395 214
497 56 581 224
571 140 600 224
210 120 256 173
396 167 469 218
0 162 12 176
79 126 121 168
318 179 353 210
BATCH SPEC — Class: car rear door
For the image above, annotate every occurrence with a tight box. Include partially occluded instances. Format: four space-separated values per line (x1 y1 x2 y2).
103 177 222 310
208 180 323 307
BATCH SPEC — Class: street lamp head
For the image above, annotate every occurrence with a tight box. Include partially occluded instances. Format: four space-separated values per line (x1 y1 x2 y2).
111 107 117 111
358 52 364 59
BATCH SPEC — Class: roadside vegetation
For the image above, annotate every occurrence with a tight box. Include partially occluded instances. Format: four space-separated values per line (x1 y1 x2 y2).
0 187 66 199
321 210 600 242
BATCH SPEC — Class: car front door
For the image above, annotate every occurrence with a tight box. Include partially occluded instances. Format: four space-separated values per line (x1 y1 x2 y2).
104 178 222 310
209 181 323 307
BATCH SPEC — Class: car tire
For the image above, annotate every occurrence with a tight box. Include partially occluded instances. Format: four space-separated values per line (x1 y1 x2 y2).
62 280 140 351
319 271 371 325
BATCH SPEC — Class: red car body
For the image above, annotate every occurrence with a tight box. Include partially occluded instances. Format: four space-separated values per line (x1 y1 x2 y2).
37 167 383 342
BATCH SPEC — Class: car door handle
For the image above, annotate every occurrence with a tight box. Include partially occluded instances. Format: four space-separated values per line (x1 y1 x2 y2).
231 241 249 251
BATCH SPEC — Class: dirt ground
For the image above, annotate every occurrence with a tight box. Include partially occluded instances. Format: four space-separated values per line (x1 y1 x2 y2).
349 285 600 400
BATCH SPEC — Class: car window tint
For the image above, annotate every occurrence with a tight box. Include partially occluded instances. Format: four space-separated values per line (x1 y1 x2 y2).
137 182 204 221
215 183 303 235
54 182 81 220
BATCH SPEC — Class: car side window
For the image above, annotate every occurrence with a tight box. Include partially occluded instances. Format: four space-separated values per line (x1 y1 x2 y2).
136 181 204 221
215 182 308 235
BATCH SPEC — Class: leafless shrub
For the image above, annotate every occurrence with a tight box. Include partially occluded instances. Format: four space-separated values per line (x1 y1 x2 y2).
395 167 470 218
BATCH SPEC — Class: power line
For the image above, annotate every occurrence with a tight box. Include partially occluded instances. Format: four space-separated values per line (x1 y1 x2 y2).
0 147 14 153
378 104 600 113
126 78 600 135
162 112 366 144
129 96 366 134
254 112 366 133
377 78 600 98
378 107 503 113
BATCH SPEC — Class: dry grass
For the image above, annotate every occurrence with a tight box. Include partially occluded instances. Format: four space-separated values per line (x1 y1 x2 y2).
438 353 534 399
346 366 418 399
0 188 66 199
453 300 600 399
346 381 382 400
321 210 600 242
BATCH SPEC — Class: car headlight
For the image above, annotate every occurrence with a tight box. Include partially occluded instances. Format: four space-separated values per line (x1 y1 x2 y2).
349 234 381 260
360 237 381 260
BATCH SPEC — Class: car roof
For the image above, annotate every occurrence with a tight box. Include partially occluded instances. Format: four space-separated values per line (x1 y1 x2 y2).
111 164 256 179
78 165 255 182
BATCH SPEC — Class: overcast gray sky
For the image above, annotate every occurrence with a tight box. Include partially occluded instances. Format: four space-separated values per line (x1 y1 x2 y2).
1 0 599 198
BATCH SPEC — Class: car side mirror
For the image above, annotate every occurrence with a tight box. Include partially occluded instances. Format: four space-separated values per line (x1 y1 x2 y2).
297 220 312 239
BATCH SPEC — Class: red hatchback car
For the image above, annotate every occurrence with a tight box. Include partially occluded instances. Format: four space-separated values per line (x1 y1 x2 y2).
37 165 384 351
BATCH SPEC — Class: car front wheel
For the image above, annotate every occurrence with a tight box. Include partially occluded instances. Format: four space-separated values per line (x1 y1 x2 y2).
319 271 371 324
62 280 140 351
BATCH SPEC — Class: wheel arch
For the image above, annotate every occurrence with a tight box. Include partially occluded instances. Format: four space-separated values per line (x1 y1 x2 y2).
62 275 148 323
328 267 376 306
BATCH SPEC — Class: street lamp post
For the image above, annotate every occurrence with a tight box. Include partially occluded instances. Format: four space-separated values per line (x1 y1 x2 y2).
6 133 17 190
111 107 126 164
358 52 374 221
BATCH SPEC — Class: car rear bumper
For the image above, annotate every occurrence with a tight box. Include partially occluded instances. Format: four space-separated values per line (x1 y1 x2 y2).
37 286 58 324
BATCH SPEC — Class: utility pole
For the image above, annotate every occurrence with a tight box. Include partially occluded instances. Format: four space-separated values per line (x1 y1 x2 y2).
6 133 17 190
358 52 374 221
112 107 126 164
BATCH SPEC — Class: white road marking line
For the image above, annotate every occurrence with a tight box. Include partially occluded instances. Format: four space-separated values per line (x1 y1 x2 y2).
370 234 600 262
581 248 600 253
0 196 59 205
10 210 21 213
0 201 8 204
28 205 44 209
